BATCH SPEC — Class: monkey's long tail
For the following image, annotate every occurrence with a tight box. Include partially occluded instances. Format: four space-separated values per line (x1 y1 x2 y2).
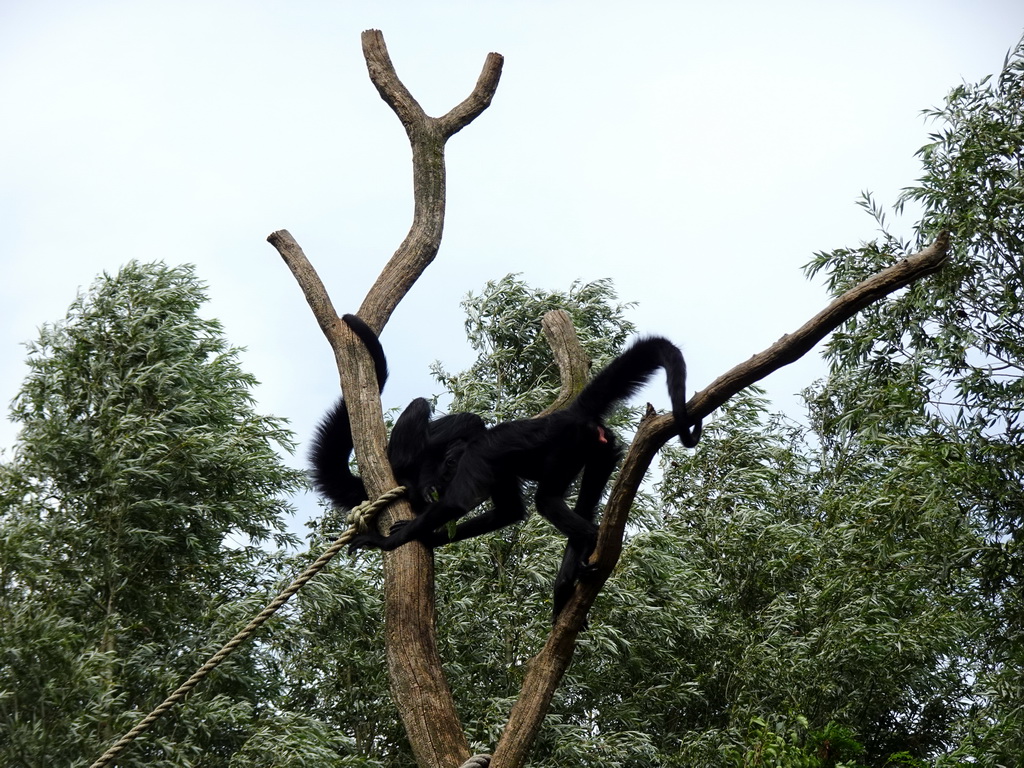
569 336 701 447
309 314 390 508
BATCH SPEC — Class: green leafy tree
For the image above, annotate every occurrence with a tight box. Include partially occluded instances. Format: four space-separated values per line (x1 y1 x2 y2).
268 549 398 766
0 262 304 767
806 35 1024 766
655 391 977 765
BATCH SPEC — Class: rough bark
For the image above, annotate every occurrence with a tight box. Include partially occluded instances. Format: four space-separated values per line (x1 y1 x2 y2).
535 310 591 417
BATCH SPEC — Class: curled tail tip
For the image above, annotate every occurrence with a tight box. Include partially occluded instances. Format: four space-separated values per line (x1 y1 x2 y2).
679 418 702 448
341 313 388 389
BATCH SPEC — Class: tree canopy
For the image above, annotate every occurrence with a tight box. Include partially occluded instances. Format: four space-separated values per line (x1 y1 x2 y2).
0 262 304 767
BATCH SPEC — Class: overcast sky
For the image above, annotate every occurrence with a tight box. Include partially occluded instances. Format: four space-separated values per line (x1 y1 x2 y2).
2 1 1021 528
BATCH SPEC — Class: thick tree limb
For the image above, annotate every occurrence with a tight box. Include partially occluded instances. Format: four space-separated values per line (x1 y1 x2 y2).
491 232 950 767
270 30 502 768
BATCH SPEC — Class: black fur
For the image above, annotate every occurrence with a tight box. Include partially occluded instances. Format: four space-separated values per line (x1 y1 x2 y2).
387 397 486 511
310 316 485 515
350 336 701 620
309 314 388 510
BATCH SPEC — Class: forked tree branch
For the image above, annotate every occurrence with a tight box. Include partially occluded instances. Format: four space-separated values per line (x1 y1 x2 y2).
357 29 503 325
270 30 502 768
491 232 950 767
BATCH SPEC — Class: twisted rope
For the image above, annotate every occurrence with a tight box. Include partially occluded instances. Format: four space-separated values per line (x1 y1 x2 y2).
88 486 406 768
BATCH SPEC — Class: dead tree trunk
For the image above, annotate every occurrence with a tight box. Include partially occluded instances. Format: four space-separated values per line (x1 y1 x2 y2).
272 30 502 768
271 30 949 768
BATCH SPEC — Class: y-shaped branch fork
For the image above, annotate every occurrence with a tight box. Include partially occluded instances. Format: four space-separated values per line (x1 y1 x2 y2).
270 30 502 768
358 30 503 324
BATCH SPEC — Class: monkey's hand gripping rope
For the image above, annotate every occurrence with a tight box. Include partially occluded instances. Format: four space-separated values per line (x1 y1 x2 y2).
88 486 407 768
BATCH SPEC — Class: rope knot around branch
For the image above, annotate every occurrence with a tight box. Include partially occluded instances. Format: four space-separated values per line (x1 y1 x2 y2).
345 485 408 534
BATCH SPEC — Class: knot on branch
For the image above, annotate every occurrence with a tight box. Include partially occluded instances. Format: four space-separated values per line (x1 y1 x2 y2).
345 486 408 535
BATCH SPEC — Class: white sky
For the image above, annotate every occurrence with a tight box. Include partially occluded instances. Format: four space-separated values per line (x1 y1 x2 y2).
2 1 1021 529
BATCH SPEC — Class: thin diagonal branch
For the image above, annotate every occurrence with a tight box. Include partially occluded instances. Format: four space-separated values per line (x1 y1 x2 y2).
438 52 504 137
268 230 342 341
361 29 428 132
491 232 950 767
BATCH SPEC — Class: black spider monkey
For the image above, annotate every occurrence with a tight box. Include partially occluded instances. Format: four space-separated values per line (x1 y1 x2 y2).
348 335 702 620
309 314 485 514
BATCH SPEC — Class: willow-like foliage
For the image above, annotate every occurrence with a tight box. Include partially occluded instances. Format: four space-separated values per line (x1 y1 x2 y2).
0 262 305 767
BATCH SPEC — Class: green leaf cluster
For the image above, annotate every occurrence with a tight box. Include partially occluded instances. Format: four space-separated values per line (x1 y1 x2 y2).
803 34 1024 767
0 262 306 767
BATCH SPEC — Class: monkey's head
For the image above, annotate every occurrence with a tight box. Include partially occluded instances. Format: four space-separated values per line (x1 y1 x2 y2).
417 438 471 504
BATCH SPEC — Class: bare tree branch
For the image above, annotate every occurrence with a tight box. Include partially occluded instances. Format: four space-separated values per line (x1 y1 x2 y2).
536 309 591 417
268 230 341 340
361 29 428 131
491 232 950 767
357 29 504 326
438 52 504 137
